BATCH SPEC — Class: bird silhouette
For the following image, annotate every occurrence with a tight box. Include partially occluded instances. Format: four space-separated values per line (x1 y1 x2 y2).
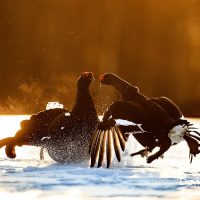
0 72 98 164
90 73 200 168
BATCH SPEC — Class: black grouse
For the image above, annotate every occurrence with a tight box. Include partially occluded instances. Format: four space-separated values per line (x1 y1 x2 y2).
42 72 98 163
0 72 99 164
90 73 200 168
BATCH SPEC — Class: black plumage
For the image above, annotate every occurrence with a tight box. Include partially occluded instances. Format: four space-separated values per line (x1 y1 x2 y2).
0 108 67 159
0 72 98 163
90 73 200 168
45 72 98 163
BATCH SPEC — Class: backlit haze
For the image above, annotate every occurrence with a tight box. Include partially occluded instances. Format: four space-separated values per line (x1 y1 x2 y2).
0 0 200 116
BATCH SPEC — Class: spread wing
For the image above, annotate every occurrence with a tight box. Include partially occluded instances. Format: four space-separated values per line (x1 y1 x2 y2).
90 97 182 168
89 119 147 168
0 108 69 159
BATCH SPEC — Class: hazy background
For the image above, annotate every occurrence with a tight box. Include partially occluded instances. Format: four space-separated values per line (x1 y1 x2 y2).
0 0 200 116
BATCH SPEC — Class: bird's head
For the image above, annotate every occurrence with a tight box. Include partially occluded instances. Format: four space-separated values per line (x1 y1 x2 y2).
100 73 118 86
78 72 95 88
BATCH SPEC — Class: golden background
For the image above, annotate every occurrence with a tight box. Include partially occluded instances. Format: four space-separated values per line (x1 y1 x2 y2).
0 0 200 116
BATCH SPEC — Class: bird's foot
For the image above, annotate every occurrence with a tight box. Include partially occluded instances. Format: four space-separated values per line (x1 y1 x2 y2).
146 156 154 164
146 155 159 163
130 149 149 158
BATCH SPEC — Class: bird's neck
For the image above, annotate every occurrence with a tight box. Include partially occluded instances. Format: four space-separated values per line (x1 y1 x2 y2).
71 85 97 118
112 77 147 102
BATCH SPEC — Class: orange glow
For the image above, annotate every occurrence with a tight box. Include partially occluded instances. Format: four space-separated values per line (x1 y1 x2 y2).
0 115 30 139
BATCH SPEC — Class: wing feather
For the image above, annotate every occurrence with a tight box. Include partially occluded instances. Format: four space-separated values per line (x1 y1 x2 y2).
90 130 103 167
97 130 107 168
114 125 126 151
106 130 112 168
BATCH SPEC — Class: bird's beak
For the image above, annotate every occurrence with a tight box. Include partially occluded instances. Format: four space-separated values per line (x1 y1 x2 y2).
99 75 105 86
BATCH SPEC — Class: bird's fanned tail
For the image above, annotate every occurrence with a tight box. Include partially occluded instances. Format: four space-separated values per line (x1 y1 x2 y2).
181 121 200 164
97 130 107 167
90 120 147 168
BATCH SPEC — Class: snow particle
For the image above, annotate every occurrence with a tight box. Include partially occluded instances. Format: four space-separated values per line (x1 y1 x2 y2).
65 113 70 116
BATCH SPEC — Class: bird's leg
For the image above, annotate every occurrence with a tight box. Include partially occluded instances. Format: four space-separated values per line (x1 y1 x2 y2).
40 147 45 160
147 137 171 163
130 147 153 158
130 148 149 157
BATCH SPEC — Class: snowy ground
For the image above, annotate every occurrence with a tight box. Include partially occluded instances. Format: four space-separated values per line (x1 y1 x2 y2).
0 116 200 200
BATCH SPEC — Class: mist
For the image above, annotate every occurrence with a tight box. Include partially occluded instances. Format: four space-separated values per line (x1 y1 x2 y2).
0 0 200 116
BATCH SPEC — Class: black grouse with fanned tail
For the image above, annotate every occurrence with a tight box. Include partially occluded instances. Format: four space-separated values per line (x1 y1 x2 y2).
0 72 99 163
90 73 200 168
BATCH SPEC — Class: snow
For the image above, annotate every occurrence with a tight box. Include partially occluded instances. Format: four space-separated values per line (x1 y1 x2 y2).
65 113 70 116
115 119 136 126
41 137 51 141
46 102 64 110
0 116 200 199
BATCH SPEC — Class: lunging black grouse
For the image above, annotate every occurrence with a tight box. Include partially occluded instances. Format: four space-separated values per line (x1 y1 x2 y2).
90 73 200 168
0 72 98 164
